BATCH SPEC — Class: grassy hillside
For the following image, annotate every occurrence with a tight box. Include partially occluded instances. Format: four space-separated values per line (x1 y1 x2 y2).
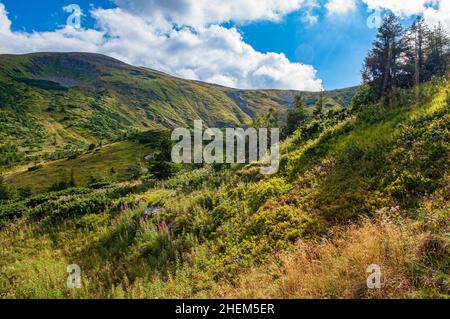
0 52 356 170
0 77 447 299
4 141 152 192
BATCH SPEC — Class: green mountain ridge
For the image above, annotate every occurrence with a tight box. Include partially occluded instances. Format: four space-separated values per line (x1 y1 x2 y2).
0 52 356 168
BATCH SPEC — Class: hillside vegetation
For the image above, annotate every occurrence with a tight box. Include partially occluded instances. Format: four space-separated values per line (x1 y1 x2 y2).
4 141 152 192
0 52 355 170
0 77 448 298
0 15 448 299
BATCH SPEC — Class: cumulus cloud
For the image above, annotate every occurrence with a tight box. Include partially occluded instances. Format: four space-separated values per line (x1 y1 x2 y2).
423 0 450 30
0 5 104 53
326 0 357 15
114 0 307 27
0 3 323 91
2 0 448 91
361 0 449 30
324 0 449 30
362 0 437 17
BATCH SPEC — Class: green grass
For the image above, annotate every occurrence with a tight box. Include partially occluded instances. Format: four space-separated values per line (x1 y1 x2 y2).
0 62 447 299
0 52 356 169
5 142 153 192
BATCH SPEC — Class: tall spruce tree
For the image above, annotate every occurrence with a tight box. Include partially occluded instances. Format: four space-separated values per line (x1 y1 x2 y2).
286 95 309 136
402 17 429 88
313 90 325 118
425 22 450 78
363 13 405 99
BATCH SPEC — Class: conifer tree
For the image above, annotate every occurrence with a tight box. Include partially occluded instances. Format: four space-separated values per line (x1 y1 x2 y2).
425 22 450 78
313 91 324 118
363 13 405 99
286 95 309 136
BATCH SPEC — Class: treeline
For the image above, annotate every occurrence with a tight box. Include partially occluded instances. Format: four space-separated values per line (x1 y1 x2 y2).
363 14 449 100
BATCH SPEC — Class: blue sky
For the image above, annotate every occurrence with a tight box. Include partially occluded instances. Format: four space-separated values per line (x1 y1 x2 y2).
2 0 113 32
0 0 446 91
239 6 378 89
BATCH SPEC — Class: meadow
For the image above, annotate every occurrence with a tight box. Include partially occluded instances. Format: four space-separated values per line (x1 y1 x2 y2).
0 77 448 299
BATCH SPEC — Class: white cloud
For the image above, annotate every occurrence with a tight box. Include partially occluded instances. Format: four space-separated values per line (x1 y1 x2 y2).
326 0 357 15
0 3 323 91
0 5 104 53
361 0 449 31
423 0 450 30
303 11 319 24
362 0 438 17
302 0 320 25
324 0 449 30
114 0 308 27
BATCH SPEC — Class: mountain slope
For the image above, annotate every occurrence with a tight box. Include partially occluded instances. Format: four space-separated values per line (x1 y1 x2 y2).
0 52 356 168
0 77 447 298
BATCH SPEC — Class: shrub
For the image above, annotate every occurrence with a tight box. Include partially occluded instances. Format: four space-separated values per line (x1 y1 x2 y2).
27 165 43 172
15 78 68 91
247 177 292 212
47 170 76 192
387 171 434 202
25 188 92 207
245 204 323 248
131 129 171 148
134 228 196 270
18 187 32 199
30 193 112 221
0 176 16 201
350 85 374 112
0 202 27 228
161 167 220 192
67 154 78 160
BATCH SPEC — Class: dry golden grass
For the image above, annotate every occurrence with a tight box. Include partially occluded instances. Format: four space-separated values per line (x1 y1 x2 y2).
279 218 418 299
220 216 448 299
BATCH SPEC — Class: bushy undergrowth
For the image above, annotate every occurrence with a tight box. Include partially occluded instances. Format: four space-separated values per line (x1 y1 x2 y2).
0 80 448 299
